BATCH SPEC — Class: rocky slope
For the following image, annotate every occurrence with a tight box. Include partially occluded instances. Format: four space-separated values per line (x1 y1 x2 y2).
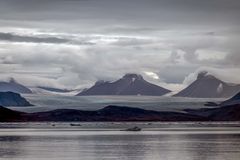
77 74 171 96
174 71 240 98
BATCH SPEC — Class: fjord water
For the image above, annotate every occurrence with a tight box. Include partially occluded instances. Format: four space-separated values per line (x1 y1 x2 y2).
0 122 240 160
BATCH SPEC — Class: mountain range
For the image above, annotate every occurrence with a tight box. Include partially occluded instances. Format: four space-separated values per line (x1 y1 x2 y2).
1 72 240 98
174 71 240 98
77 73 171 96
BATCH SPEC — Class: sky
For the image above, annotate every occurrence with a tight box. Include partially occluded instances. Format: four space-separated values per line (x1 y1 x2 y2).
0 0 240 91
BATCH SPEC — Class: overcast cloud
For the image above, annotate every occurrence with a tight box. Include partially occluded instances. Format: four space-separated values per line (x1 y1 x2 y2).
0 0 240 91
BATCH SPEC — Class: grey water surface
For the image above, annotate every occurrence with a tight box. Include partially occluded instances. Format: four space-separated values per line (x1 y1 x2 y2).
0 122 240 160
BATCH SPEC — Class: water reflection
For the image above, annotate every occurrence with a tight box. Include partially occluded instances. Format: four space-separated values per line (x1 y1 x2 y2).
0 136 27 158
0 131 240 160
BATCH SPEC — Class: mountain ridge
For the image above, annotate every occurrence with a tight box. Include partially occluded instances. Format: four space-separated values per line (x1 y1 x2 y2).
77 73 171 96
174 71 240 98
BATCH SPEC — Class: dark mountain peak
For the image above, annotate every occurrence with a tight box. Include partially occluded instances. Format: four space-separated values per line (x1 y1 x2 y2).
174 71 240 98
122 73 143 81
94 80 110 86
197 71 208 78
197 71 209 79
77 73 170 96
197 71 219 81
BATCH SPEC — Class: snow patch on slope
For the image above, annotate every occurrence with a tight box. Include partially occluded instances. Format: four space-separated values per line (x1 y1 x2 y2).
217 83 223 94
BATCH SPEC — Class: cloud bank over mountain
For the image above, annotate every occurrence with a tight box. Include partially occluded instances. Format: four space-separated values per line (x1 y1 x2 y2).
0 0 240 91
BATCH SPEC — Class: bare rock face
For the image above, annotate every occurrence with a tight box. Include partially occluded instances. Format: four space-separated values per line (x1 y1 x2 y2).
0 91 33 106
174 71 240 98
0 78 32 94
77 73 171 96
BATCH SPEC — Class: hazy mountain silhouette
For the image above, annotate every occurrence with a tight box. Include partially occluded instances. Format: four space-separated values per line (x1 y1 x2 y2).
0 78 32 94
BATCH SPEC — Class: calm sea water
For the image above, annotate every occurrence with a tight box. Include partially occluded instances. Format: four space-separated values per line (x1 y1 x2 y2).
8 95 225 113
0 122 240 160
